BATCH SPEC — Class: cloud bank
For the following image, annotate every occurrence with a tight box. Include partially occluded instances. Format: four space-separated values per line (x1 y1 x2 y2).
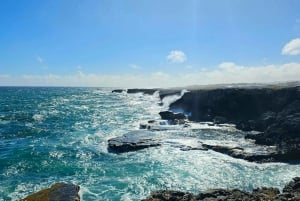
282 38 300 55
1 62 299 88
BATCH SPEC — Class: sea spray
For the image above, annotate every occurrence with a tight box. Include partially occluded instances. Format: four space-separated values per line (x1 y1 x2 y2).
161 89 189 111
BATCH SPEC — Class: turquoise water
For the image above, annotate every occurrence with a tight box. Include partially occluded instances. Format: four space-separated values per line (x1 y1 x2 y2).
0 87 299 201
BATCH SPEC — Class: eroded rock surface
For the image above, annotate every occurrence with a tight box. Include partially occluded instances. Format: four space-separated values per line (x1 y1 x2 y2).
21 182 80 201
143 177 300 201
108 130 161 153
169 86 300 162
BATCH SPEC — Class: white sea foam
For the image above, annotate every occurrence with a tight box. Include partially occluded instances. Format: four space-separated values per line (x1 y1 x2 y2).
161 89 189 111
32 114 44 122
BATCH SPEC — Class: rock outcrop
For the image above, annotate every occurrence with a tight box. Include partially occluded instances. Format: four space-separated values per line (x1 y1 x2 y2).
21 182 80 201
127 88 159 95
108 130 161 153
112 89 126 93
142 177 300 201
169 86 300 162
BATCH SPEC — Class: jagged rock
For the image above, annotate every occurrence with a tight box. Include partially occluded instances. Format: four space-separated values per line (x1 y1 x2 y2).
159 111 186 121
252 187 280 200
170 86 300 162
21 182 80 201
141 190 197 201
213 116 227 124
201 144 278 163
279 177 300 201
197 189 252 200
143 177 300 201
108 131 161 153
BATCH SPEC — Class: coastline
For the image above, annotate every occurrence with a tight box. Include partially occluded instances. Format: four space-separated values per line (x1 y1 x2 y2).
20 83 300 200
113 83 300 163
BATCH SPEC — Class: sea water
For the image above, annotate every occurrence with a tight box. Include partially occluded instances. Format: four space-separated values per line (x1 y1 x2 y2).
0 87 299 201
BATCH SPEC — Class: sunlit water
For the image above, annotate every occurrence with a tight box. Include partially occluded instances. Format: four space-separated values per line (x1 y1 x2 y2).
0 87 299 201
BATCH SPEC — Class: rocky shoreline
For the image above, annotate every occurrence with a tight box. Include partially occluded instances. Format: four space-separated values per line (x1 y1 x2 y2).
143 177 300 201
112 84 300 163
21 177 300 200
21 84 300 200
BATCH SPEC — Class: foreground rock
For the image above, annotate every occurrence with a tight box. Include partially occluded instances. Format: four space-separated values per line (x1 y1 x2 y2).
21 182 80 201
143 177 300 201
108 130 161 153
169 86 300 162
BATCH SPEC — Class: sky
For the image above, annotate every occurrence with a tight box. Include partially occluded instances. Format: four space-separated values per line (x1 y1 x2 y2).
1 0 300 87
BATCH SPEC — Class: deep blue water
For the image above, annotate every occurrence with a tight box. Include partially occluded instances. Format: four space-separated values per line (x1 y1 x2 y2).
0 87 299 201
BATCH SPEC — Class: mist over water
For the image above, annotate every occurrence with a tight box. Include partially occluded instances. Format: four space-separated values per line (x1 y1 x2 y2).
0 87 299 201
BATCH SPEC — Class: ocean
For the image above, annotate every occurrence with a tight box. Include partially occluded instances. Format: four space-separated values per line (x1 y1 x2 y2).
0 87 299 201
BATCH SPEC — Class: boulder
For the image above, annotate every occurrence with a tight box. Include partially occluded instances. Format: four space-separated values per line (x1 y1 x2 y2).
108 131 161 153
159 111 186 121
20 182 80 201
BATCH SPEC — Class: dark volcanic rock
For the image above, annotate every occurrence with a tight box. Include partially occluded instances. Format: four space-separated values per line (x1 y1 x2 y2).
197 189 252 200
112 89 126 93
108 130 161 153
21 182 80 201
127 88 159 95
126 88 183 99
143 177 300 201
169 86 300 162
158 89 182 100
202 144 278 163
170 87 299 124
141 190 197 201
159 111 186 121
279 177 300 201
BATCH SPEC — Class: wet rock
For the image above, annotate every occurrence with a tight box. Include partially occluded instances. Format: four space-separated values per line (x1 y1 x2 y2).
108 131 161 153
179 145 208 151
170 86 300 162
143 177 300 201
112 89 126 93
141 190 197 201
159 111 186 121
127 88 158 95
21 182 80 201
278 177 300 200
213 116 227 124
197 189 252 200
202 144 278 163
252 187 280 200
139 120 187 131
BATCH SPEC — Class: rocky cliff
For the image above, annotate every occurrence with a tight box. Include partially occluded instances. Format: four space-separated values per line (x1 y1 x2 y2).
169 86 300 162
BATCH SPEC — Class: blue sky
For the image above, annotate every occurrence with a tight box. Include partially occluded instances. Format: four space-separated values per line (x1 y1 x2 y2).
1 0 300 87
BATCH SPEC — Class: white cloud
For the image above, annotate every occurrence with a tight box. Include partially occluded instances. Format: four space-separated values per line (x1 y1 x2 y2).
282 38 300 55
0 62 299 87
167 50 187 63
129 64 141 70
